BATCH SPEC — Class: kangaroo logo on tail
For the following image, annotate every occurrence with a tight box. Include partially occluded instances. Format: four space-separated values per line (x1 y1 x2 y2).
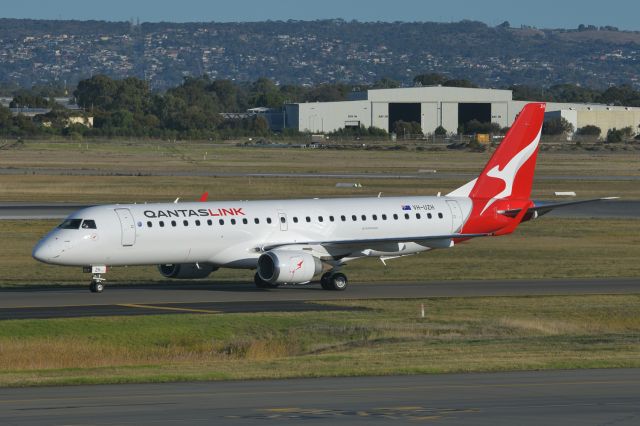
480 129 542 215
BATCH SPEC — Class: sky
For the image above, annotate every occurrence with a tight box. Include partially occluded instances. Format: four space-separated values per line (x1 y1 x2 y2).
1 0 639 30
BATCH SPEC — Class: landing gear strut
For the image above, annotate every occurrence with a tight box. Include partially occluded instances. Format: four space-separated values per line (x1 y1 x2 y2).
320 272 348 291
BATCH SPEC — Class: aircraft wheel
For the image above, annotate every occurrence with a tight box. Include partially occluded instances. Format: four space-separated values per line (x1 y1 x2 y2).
320 272 333 290
322 273 348 291
89 281 104 293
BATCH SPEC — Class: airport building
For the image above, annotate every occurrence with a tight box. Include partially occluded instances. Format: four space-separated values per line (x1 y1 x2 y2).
284 87 640 136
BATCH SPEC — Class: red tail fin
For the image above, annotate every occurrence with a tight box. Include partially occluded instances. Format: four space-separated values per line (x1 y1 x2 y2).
470 103 546 212
460 103 546 234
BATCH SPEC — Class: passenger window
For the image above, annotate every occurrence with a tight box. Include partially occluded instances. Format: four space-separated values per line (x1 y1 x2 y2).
306 216 311 223
81 220 97 229
195 220 201 226
293 217 299 223
58 219 82 229
427 213 432 219
382 214 387 220
393 214 398 220
231 219 236 225
267 218 272 224
243 218 248 225
280 217 286 224
361 215 366 221
318 216 324 222
171 220 177 227
372 214 378 221
219 219 224 225
416 213 421 219
329 216 335 222
438 213 444 219
160 221 165 227
207 219 212 226
404 213 410 220
352 215 357 221
147 221 153 228
183 220 189 226
341 215 346 221
254 218 260 224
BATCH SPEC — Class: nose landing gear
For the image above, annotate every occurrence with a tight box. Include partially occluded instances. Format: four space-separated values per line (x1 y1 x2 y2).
84 266 108 293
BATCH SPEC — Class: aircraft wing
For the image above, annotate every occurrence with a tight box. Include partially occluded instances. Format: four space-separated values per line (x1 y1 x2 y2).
498 197 619 219
260 233 491 252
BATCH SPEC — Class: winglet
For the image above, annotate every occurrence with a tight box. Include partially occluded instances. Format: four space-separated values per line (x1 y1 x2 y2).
199 192 209 202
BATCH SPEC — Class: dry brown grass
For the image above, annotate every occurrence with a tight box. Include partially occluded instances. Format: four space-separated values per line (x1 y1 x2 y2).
0 295 638 386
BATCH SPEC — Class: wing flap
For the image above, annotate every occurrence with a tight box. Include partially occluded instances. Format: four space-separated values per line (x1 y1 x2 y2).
260 233 491 252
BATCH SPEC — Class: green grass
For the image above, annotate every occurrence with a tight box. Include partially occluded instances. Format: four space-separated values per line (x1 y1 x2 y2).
3 217 638 287
0 295 638 387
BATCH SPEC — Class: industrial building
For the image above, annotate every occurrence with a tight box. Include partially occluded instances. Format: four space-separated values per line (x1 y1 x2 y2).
284 87 640 136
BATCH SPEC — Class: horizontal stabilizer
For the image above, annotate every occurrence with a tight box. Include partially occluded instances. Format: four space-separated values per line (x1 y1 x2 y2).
498 197 619 218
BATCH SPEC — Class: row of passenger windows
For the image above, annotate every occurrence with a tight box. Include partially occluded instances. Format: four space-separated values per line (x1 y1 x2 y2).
144 212 445 228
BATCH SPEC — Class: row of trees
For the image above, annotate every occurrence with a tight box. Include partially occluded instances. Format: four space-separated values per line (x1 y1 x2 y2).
2 73 640 140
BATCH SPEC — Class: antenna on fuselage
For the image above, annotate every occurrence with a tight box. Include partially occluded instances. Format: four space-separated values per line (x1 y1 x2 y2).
174 198 180 203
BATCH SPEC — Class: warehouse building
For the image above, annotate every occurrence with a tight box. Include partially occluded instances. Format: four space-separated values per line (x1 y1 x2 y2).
284 87 639 136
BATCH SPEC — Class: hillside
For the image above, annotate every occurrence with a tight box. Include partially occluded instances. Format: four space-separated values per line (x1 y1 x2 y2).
0 19 638 90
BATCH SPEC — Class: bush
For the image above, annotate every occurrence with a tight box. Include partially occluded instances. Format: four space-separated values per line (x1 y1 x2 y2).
576 125 601 137
606 128 624 143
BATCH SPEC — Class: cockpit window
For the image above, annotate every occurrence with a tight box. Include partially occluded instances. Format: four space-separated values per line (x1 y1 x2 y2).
58 219 82 229
82 220 97 229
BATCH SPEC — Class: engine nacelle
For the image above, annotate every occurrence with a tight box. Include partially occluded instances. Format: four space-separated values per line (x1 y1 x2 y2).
257 250 323 284
158 263 218 279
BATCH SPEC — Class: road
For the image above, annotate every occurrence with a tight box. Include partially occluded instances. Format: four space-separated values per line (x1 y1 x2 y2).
1 200 638 219
1 369 638 425
0 278 638 319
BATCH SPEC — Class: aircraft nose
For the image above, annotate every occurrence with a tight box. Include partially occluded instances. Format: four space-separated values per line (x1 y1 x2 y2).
32 240 60 263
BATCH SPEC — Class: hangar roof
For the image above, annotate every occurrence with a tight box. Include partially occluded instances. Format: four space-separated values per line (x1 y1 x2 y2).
366 86 513 103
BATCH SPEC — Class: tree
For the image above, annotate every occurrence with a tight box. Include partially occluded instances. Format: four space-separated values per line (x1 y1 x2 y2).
434 125 447 137
542 117 574 135
413 73 447 86
443 79 478 88
576 125 601 137
393 120 422 137
463 120 501 134
372 77 400 89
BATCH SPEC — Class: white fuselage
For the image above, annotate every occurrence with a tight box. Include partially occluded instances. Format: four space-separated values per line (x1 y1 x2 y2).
33 196 473 268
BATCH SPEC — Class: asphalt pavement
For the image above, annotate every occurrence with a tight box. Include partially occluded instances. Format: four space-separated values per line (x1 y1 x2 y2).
1 369 638 425
0 278 638 317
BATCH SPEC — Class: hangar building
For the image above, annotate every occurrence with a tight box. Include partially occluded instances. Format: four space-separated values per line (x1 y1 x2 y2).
283 87 639 136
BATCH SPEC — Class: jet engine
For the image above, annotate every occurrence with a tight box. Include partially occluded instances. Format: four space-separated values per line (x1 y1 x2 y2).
158 263 218 279
257 250 323 284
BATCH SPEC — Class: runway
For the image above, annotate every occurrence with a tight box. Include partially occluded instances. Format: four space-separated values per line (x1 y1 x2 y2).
1 369 638 425
1 200 638 219
2 166 640 181
0 278 638 318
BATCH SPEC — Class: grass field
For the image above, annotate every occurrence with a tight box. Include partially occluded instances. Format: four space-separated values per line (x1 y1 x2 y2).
0 295 638 387
1 139 639 203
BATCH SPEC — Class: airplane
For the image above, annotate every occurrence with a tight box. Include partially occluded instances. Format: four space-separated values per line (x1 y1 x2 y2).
32 103 615 293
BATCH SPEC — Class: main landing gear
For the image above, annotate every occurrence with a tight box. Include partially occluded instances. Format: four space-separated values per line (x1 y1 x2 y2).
320 272 348 291
84 266 107 293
